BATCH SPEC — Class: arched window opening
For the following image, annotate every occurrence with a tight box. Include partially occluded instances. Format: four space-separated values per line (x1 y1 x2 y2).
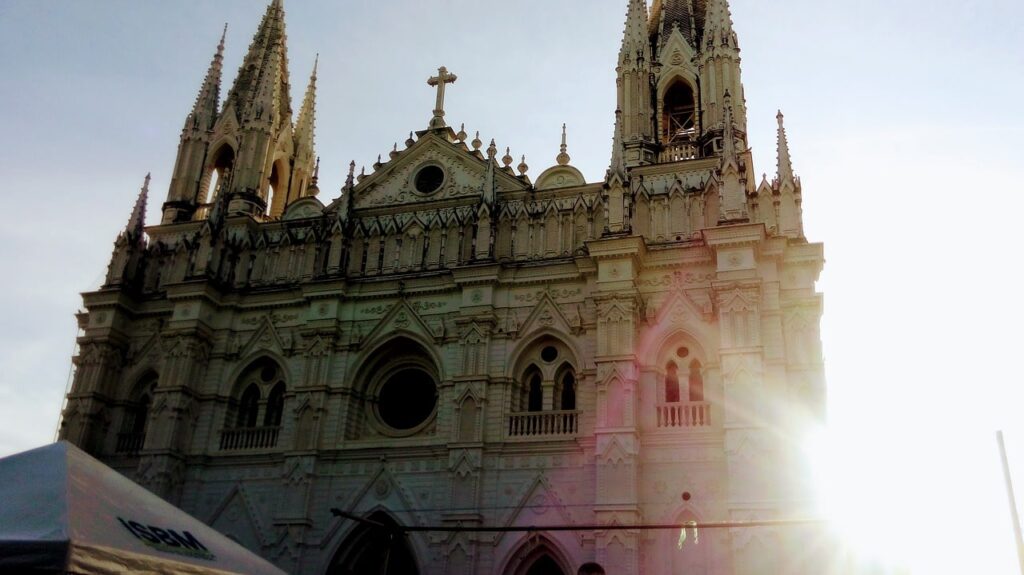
527 556 566 575
236 384 260 428
264 381 285 427
203 145 235 206
665 361 680 403
118 374 156 454
688 359 704 402
528 373 543 412
266 159 288 219
559 371 576 411
663 81 697 145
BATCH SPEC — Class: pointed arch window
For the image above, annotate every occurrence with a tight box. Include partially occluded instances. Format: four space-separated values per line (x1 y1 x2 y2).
663 81 697 144
559 371 576 411
236 384 261 428
117 373 156 454
221 357 287 450
528 373 543 412
264 382 285 427
665 361 681 403
688 359 704 402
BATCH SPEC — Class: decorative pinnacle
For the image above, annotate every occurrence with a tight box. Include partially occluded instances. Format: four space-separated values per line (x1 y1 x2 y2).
127 173 150 239
456 123 468 142
487 138 497 158
502 147 513 168
776 110 795 183
345 160 356 189
390 143 399 160
472 131 482 151
426 66 457 129
518 155 529 176
556 123 571 166
406 132 415 148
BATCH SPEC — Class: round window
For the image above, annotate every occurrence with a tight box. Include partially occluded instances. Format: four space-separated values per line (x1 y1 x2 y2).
413 165 445 194
676 347 690 359
377 368 437 430
541 346 559 363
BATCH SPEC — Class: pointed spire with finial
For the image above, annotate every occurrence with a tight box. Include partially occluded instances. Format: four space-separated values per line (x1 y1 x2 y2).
502 147 513 168
224 0 291 127
127 173 150 241
344 160 356 191
390 143 399 160
608 109 627 181
704 0 738 50
472 131 482 151
619 0 651 68
556 123 571 166
518 155 529 176
186 24 227 132
721 91 738 165
294 54 318 159
487 139 498 159
776 110 795 184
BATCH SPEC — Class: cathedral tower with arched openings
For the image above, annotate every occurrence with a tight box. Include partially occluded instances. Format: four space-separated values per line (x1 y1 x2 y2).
61 1 826 573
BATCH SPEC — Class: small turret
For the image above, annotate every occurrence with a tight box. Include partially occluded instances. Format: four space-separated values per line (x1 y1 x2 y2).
162 27 228 224
106 174 151 287
773 110 804 238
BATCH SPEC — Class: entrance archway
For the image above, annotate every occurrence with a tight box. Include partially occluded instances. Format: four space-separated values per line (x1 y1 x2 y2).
327 512 419 575
503 535 571 575
526 555 566 575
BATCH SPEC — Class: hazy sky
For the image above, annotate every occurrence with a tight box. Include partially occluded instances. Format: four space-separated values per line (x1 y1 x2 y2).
1 1 1023 573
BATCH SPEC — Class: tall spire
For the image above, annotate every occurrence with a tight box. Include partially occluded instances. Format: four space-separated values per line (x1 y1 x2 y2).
224 0 291 127
618 0 651 68
187 24 227 132
703 0 738 50
608 110 627 181
127 173 150 241
294 55 318 184
654 0 697 47
776 110 795 184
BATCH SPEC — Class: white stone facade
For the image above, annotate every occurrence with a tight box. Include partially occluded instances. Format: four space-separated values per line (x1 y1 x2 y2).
60 1 826 573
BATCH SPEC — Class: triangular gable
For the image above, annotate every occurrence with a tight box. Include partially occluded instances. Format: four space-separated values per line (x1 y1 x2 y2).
596 434 636 465
361 299 437 348
206 483 271 549
497 473 579 545
517 293 574 338
338 465 426 528
351 132 526 210
653 289 714 327
239 316 289 357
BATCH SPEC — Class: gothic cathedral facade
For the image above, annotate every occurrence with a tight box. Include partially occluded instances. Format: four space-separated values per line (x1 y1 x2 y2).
60 1 826 573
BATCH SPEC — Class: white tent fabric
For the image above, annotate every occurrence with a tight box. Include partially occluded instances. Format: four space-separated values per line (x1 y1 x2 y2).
0 442 288 575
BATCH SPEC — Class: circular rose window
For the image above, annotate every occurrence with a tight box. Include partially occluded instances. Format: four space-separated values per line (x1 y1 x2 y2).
413 165 445 194
377 368 437 430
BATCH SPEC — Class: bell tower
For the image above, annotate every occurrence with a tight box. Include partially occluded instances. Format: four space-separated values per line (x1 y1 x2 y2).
161 0 318 224
612 0 749 166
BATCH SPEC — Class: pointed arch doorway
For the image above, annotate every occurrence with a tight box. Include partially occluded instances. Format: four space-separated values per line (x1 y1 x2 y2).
327 512 419 575
503 535 571 575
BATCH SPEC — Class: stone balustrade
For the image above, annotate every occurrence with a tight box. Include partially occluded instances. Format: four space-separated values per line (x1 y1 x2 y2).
219 426 280 451
507 410 579 438
656 402 711 428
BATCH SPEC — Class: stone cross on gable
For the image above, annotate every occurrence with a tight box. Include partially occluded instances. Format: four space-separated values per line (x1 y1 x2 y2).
427 66 457 129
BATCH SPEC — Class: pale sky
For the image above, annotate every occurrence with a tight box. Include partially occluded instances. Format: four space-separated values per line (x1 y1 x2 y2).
1 1 1023 573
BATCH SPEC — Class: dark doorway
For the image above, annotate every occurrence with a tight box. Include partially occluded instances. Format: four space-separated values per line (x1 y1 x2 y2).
526 555 566 575
328 512 419 575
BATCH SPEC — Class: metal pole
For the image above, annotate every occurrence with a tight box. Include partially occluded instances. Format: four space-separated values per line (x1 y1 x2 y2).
998 430 1024 575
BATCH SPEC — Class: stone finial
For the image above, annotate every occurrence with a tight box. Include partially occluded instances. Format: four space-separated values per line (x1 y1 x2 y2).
373 154 382 170
776 109 795 183
556 123 571 166
127 173 150 239
357 166 366 183
502 147 513 168
518 155 529 176
487 139 497 159
390 143 399 160
406 132 415 148
472 131 483 151
344 160 356 190
456 123 468 142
